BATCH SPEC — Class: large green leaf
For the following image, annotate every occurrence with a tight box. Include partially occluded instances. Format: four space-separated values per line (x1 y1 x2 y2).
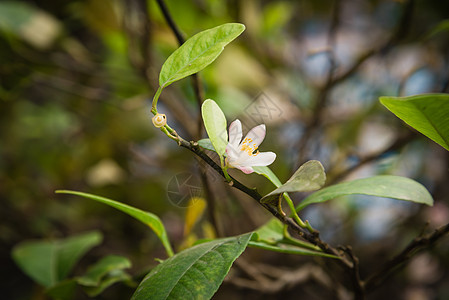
56 190 174 257
261 160 326 204
380 94 449 151
132 233 253 300
12 231 102 287
159 23 245 88
297 175 434 211
201 99 228 159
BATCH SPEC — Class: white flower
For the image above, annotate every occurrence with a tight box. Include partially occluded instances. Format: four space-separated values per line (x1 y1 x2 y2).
225 119 276 174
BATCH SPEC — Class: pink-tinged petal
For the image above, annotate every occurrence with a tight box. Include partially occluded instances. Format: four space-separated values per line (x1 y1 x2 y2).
238 166 254 174
241 124 266 149
239 152 276 167
228 119 242 149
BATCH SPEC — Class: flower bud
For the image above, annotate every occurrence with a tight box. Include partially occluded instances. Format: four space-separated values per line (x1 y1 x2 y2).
152 113 167 128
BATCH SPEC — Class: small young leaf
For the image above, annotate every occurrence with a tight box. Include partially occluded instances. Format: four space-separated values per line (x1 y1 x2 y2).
201 99 228 158
252 218 284 244
380 94 449 151
159 23 245 88
132 233 253 300
261 160 326 204
77 255 131 287
297 175 434 211
56 190 174 257
12 231 102 287
197 138 216 152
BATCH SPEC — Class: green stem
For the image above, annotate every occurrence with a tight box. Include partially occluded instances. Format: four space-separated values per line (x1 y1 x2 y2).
151 86 163 114
282 225 321 251
283 193 308 229
222 162 232 183
161 126 178 141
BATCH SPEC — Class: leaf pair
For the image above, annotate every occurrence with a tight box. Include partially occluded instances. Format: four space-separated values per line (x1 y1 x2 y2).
12 231 103 288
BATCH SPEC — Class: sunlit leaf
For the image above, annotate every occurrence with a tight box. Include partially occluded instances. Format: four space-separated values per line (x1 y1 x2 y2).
12 231 102 287
380 94 449 151
56 190 174 257
184 197 207 237
201 99 228 159
131 233 252 300
261 160 326 204
159 23 245 88
297 175 434 211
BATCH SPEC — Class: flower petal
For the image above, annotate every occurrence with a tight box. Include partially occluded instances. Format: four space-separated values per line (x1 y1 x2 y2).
228 119 242 148
241 124 266 149
238 166 254 174
238 151 276 167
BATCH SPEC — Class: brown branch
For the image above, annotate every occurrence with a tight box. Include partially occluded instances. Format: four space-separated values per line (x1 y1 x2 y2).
364 222 449 292
295 0 415 167
328 132 416 185
175 136 353 270
295 0 342 167
155 0 204 139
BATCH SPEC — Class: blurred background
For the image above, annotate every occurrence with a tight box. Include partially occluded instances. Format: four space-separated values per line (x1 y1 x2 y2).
1 0 448 299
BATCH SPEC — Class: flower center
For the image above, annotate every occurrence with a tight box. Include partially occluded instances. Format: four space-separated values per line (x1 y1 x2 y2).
240 137 259 156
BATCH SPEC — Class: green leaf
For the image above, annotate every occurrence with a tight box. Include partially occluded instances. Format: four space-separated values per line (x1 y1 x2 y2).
77 255 131 287
83 270 132 297
159 23 245 88
12 231 102 287
261 160 326 204
201 99 228 159
56 190 174 257
131 232 253 300
46 279 78 300
197 138 216 152
252 218 284 244
297 175 434 211
423 19 449 40
248 241 339 259
253 166 282 187
250 219 338 259
380 94 449 151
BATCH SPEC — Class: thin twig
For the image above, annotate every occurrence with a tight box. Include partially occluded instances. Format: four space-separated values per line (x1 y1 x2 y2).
155 0 204 139
295 0 415 168
364 222 449 291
